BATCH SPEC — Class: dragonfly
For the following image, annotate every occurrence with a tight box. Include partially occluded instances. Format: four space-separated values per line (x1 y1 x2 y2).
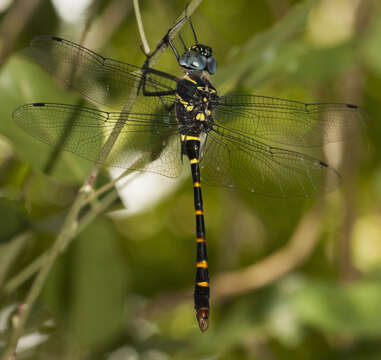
13 11 362 332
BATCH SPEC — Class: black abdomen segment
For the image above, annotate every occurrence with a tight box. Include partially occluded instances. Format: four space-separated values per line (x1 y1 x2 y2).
183 138 210 332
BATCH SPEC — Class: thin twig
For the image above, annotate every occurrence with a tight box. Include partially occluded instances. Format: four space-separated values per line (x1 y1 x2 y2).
2 2 203 357
83 169 135 206
2 189 120 296
0 232 32 290
2 170 141 295
146 0 203 69
83 151 153 206
2 252 47 296
1 188 87 360
2 188 120 297
78 0 204 187
133 0 150 55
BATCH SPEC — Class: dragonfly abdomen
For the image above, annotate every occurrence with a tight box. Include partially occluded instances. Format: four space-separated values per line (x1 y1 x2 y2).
182 137 210 332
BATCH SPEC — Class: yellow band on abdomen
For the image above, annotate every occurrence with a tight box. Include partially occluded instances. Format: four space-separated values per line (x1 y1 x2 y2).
185 136 200 141
197 261 208 268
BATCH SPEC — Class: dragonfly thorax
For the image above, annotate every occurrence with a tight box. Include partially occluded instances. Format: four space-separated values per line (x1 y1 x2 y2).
176 73 218 136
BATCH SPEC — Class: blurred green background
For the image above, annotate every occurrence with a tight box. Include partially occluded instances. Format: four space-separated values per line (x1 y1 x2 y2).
1 0 381 359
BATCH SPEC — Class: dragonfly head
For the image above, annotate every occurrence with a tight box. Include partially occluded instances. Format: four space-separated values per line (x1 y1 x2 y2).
179 44 217 75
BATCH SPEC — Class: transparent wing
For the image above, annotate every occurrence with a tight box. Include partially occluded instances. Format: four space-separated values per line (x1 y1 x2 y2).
23 35 178 111
200 122 340 197
216 95 362 148
13 103 182 178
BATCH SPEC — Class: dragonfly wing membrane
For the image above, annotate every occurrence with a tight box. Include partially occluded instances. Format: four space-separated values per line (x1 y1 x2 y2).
13 103 182 178
216 95 362 148
201 124 341 197
23 35 178 111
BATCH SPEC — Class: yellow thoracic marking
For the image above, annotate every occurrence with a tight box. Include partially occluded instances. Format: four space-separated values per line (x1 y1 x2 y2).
195 210 203 215
176 94 188 107
197 86 205 91
194 182 201 187
184 74 197 84
190 158 199 164
181 135 200 141
186 105 194 111
197 237 206 243
197 261 208 268
203 97 207 102
196 113 205 121
197 281 209 287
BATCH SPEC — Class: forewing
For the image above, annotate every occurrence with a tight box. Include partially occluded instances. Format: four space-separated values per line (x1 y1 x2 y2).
216 95 362 148
200 123 340 197
22 35 178 111
13 103 182 178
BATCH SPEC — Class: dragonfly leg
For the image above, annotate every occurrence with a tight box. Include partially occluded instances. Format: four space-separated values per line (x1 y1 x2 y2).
143 3 192 68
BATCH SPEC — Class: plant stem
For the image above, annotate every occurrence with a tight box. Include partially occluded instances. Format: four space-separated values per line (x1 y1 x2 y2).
0 232 32 290
1 187 87 360
133 0 150 55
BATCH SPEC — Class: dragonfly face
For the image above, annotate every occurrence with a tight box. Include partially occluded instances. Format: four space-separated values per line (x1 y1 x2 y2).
179 44 217 74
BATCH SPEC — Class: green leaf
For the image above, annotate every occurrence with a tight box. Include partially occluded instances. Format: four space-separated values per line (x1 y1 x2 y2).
0 197 28 243
214 0 316 92
0 56 92 183
43 218 128 349
291 279 381 337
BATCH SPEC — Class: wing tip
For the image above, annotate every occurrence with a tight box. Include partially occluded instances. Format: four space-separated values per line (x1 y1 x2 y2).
30 34 63 44
13 103 46 121
51 36 63 42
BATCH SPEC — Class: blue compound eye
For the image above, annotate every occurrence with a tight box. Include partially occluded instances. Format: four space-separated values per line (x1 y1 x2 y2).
206 57 217 74
179 52 206 70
